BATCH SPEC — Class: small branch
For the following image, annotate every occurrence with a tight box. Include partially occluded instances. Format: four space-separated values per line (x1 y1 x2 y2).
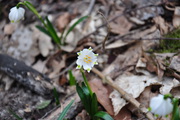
92 67 155 120
0 54 53 96
118 37 180 41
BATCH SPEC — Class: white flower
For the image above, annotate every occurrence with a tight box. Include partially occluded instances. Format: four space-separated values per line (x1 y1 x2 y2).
76 47 98 72
9 6 25 23
150 94 173 117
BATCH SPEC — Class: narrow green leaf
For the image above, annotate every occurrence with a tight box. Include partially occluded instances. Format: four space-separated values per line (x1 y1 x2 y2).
91 93 98 116
63 16 88 42
36 100 51 109
23 1 40 18
81 82 90 96
53 88 60 106
57 99 74 120
172 98 180 120
76 83 91 114
68 70 76 86
36 25 50 36
45 17 60 44
8 109 23 120
94 111 114 120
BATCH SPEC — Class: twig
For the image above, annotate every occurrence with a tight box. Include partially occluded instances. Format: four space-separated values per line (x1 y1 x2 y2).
117 37 180 41
92 67 155 120
51 25 150 79
81 3 164 40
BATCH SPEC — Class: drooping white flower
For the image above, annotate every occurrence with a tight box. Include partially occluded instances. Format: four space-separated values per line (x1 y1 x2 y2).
150 94 173 117
76 47 98 72
9 6 25 23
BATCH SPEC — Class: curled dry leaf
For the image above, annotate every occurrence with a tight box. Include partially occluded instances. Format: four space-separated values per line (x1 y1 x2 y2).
109 90 127 116
169 55 180 73
89 78 114 115
173 7 180 28
153 16 169 34
109 11 132 35
109 72 177 115
56 12 71 32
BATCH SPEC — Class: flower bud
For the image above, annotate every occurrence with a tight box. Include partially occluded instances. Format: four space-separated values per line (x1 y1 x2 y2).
150 94 173 117
9 6 25 23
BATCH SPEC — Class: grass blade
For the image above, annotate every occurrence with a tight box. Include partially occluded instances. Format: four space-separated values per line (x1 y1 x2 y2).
8 109 23 120
57 99 74 120
91 93 98 116
45 16 60 44
68 70 76 86
63 16 88 42
53 88 60 105
36 25 50 36
76 83 91 114
94 111 114 120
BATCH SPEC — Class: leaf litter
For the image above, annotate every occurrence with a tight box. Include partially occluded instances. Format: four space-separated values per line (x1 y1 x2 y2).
0 0 180 119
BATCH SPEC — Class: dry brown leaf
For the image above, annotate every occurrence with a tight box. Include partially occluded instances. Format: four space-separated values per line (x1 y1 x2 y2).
89 78 114 115
169 55 180 73
32 60 47 73
109 72 177 115
153 16 169 34
109 90 127 116
4 23 16 35
170 83 180 99
173 7 180 28
109 11 132 35
38 33 54 57
56 12 71 32
113 107 131 120
105 40 136 49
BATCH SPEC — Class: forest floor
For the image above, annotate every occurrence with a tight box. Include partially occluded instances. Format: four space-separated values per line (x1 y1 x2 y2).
0 0 180 120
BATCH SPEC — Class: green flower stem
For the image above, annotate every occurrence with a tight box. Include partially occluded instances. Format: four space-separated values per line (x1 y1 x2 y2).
17 1 60 46
80 68 93 95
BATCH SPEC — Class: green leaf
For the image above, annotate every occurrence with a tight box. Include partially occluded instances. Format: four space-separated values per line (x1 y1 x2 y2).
76 83 91 114
23 1 41 18
36 25 50 37
36 100 51 109
8 109 23 120
45 16 60 44
91 93 98 116
63 16 88 42
57 99 74 120
94 111 114 120
81 82 90 96
68 70 76 86
172 98 180 120
53 88 60 106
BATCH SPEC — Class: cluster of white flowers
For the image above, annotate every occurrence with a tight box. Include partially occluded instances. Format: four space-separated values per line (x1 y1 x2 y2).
9 6 25 23
76 47 98 72
150 94 173 117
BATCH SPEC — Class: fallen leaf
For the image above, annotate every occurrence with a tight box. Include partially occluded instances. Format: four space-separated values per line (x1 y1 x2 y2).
56 12 71 32
89 78 114 115
153 16 169 34
4 23 16 35
110 72 176 115
109 90 127 116
109 11 132 35
169 55 180 73
173 7 180 28
113 107 131 120
38 33 54 57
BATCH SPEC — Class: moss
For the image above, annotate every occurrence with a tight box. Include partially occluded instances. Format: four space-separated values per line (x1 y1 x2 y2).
157 28 180 53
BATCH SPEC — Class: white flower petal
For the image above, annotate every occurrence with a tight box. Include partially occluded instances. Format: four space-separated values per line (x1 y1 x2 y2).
76 47 98 72
150 94 173 117
9 7 25 23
